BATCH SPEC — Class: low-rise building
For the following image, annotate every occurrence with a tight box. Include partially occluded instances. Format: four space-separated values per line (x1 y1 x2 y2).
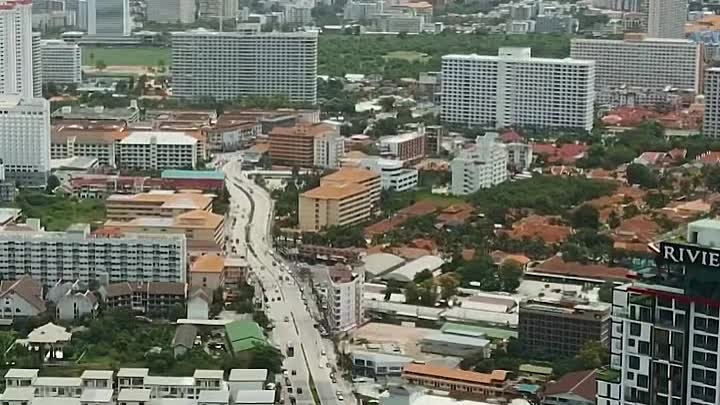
401 363 510 396
101 282 187 315
106 210 224 245
269 123 338 168
451 133 508 195
0 277 46 319
106 191 213 221
419 332 492 357
360 158 418 192
541 369 596 405
505 142 533 171
51 105 140 123
51 129 122 168
56 289 98 321
227 369 267 392
118 132 198 170
350 350 414 378
519 298 610 358
320 167 381 204
379 129 426 165
190 254 226 291
205 120 257 152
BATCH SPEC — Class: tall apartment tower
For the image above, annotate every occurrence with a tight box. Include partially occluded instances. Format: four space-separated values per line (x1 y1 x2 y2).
93 0 130 36
647 0 686 39
0 95 51 186
171 30 318 104
0 0 35 98
597 218 720 405
441 47 595 131
40 40 82 84
31 31 41 97
146 0 195 24
703 68 720 138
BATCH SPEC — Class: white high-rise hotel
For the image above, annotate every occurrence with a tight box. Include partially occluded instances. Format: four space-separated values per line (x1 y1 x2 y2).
0 0 36 98
0 96 50 186
171 29 318 104
441 47 595 131
647 0 687 39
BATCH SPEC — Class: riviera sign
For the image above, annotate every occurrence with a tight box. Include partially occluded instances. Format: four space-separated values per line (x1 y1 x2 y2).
660 242 720 268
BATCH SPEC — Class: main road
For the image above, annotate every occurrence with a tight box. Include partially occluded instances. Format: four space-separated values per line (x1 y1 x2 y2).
218 156 354 405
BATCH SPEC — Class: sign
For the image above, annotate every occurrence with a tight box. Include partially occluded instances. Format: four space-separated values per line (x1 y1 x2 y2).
659 242 720 268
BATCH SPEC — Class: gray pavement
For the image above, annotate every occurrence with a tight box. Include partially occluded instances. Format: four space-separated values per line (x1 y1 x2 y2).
219 156 354 405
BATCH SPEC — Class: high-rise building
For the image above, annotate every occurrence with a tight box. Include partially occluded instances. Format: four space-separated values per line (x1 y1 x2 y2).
284 3 312 25
450 133 508 196
703 68 720 138
93 0 130 36
0 0 35 98
146 0 195 24
0 95 51 186
570 35 703 106
597 218 720 405
378 129 426 165
31 31 41 97
343 0 383 20
317 265 364 333
441 47 596 131
269 123 336 167
198 0 238 19
40 40 81 84
171 30 318 104
647 0 686 39
313 128 345 169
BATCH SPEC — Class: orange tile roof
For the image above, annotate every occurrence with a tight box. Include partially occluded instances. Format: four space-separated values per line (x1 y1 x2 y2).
302 183 367 200
533 256 633 282
322 167 379 185
175 210 224 228
270 123 335 138
364 200 442 238
505 215 572 244
191 254 225 273
490 250 531 266
403 363 508 385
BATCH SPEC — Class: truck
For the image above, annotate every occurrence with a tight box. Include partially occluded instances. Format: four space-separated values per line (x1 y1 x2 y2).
287 341 295 357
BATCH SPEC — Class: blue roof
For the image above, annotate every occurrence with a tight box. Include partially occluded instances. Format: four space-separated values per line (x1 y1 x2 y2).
516 384 541 394
161 170 225 180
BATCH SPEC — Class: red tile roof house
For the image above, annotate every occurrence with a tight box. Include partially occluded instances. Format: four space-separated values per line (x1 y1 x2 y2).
541 369 597 405
502 215 573 245
532 143 587 164
528 256 634 283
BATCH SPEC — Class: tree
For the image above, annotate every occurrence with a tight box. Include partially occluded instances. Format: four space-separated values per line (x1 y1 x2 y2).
115 80 128 94
379 96 395 112
95 60 107 71
413 269 434 283
704 165 720 192
158 59 166 72
253 311 271 330
623 204 640 219
498 260 523 292
247 344 284 374
571 204 599 229
457 255 500 290
45 175 60 193
436 273 460 301
626 163 658 188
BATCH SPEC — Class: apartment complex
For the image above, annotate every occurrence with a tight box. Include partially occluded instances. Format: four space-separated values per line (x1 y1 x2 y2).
171 30 318 104
0 0 35 98
146 0 195 24
519 298 611 358
118 131 198 170
40 40 82 84
51 130 121 167
647 0 686 39
379 129 426 165
298 168 381 232
506 142 533 171
597 218 720 405
0 96 51 186
198 0 238 18
106 191 213 221
703 68 720 138
102 282 186 314
0 223 187 285
425 125 447 156
106 210 224 246
0 368 274 405
360 158 418 192
317 266 364 333
570 35 703 106
269 123 342 168
402 364 510 396
442 47 595 131
450 133 508 196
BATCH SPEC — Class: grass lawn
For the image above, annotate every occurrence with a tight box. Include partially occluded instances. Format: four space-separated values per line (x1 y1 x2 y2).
14 192 106 231
383 50 431 63
82 46 171 66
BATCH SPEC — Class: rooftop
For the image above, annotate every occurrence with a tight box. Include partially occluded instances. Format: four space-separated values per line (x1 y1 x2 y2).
116 368 150 378
118 389 152 402
229 390 274 404
302 183 367 200
107 191 212 210
191 254 225 274
403 363 508 385
421 332 491 348
384 255 444 282
530 256 633 282
161 170 225 181
361 253 406 277
543 369 597 401
321 167 379 185
270 123 335 138
228 369 268 382
440 322 517 340
120 131 198 145
51 105 138 120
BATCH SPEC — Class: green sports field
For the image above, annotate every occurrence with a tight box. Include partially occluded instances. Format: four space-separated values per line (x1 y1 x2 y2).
82 47 171 66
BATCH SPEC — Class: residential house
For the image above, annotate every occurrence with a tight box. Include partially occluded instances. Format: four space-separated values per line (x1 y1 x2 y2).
190 254 225 291
611 215 660 253
502 215 573 245
187 288 212 320
56 290 98 321
528 256 633 284
0 277 46 318
541 369 597 405
224 320 266 353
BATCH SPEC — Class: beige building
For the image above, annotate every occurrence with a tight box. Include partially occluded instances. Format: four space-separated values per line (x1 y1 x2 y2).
190 254 225 291
299 183 373 232
105 209 224 245
106 191 213 221
320 167 381 205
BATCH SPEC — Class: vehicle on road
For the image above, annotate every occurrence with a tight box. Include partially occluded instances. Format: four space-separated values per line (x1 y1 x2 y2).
336 392 344 401
296 388 303 395
287 341 295 357
321 349 326 356
284 316 290 322
331 376 337 383
291 369 297 375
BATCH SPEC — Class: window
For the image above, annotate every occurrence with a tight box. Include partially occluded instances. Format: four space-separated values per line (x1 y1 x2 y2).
630 322 641 336
638 375 649 388
629 355 640 370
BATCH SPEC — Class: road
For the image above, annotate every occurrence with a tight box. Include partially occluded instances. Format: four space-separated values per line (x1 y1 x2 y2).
218 156 354 405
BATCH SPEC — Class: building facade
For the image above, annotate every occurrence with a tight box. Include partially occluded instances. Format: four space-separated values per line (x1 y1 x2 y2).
269 123 336 167
171 30 318 104
506 142 533 171
597 218 720 405
379 129 426 165
318 266 364 333
118 132 198 170
441 47 595 131
703 68 720 138
298 183 373 232
570 35 703 106
450 133 508 196
343 0 383 20
0 96 51 186
0 224 187 285
0 0 35 98
146 0 195 24
105 191 213 221
31 32 41 98
313 129 345 169
360 158 418 192
647 0 686 39
103 282 186 314
93 0 130 35
40 40 82 84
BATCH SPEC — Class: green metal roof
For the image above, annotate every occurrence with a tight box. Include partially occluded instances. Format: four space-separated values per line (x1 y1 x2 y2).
440 322 518 340
519 364 553 375
161 170 225 180
225 320 266 353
